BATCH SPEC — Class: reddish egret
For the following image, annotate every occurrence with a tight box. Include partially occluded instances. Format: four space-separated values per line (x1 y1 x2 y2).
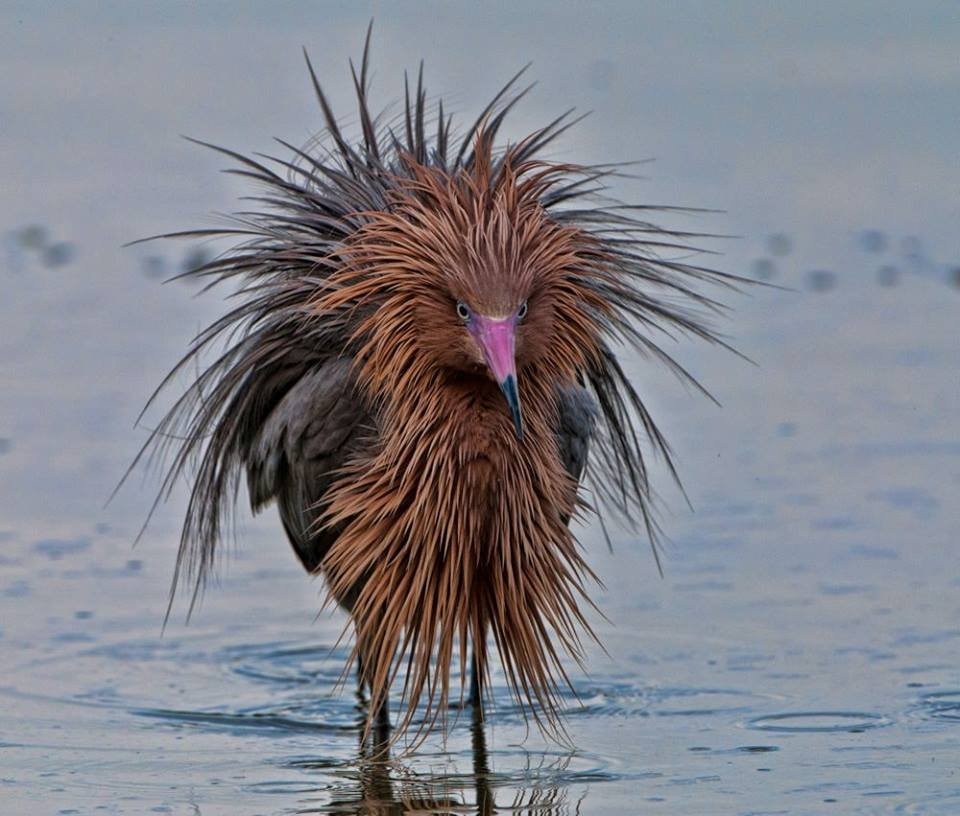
136 28 735 742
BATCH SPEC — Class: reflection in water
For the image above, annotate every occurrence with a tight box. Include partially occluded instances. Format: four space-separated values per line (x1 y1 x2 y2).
297 704 577 815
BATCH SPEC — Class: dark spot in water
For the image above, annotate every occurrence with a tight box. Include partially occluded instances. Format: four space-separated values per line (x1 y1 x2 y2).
17 224 47 250
2 580 30 598
182 247 213 276
53 632 95 644
281 756 345 771
142 255 166 279
0 438 10 455
901 236 922 258
897 662 952 675
950 267 960 288
43 242 75 268
876 264 898 286
895 630 960 647
867 487 939 518
751 258 776 279
670 774 722 786
819 583 872 596
747 711 891 733
849 544 898 560
125 559 143 572
777 422 796 438
859 229 887 253
738 745 779 753
766 233 792 257
94 522 111 535
807 269 836 291
811 515 858 531
33 537 91 560
726 653 774 672
74 610 93 620
243 780 323 795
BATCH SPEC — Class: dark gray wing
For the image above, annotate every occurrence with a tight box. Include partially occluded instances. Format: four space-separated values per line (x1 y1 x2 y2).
246 356 371 572
556 383 597 494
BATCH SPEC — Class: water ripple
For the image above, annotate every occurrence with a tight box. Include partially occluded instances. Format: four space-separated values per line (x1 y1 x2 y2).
746 711 892 733
912 691 960 723
132 705 358 735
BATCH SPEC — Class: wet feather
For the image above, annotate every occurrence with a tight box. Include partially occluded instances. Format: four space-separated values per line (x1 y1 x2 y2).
130 28 742 742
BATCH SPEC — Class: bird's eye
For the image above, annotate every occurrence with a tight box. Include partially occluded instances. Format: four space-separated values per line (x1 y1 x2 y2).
517 301 528 320
456 301 471 321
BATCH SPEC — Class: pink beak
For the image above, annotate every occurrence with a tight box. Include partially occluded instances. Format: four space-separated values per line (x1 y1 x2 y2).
469 315 523 439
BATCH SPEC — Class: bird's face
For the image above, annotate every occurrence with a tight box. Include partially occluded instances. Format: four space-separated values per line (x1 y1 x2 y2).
456 298 528 438
328 158 605 443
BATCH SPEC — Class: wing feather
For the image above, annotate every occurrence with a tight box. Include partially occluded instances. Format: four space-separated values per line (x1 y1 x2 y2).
246 356 370 571
555 383 597 495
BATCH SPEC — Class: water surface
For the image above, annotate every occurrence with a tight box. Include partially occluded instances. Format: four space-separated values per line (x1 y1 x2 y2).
2 3 959 813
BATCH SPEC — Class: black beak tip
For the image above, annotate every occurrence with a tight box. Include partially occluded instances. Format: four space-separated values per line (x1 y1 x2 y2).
500 375 524 440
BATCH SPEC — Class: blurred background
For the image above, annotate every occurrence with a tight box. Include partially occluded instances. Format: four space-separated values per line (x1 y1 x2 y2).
1 2 958 814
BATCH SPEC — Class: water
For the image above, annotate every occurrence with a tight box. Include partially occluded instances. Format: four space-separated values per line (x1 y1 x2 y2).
2 3 959 813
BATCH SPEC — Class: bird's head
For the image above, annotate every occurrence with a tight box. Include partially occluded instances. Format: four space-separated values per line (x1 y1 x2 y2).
318 153 610 441
454 298 527 438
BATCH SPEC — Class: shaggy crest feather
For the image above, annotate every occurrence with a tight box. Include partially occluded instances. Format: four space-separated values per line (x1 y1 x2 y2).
129 25 743 742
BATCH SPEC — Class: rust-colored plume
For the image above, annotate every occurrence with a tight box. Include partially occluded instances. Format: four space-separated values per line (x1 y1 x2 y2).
131 26 741 744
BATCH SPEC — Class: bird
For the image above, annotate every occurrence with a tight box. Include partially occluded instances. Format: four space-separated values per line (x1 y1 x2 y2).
133 26 738 745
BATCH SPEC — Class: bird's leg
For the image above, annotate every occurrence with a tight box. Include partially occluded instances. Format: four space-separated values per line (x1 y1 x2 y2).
357 638 391 740
356 653 366 695
469 644 487 725
469 651 481 707
374 689 391 737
